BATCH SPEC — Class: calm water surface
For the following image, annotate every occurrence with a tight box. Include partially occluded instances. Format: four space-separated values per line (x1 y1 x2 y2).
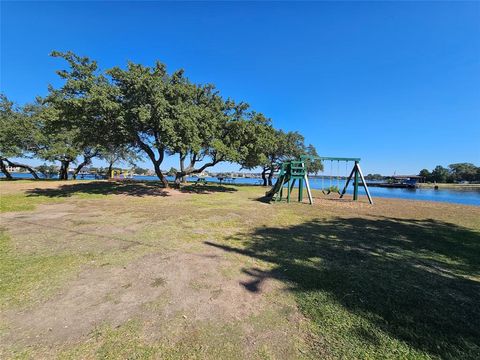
2 173 480 206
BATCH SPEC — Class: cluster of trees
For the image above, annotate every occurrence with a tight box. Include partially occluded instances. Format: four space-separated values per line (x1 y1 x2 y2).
364 173 384 181
419 163 480 183
1 51 322 187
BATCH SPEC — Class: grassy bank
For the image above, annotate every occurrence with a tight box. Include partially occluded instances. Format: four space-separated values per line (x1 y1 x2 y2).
416 182 480 189
1 180 479 359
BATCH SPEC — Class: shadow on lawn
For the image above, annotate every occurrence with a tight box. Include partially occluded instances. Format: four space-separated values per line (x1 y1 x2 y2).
205 216 480 359
179 184 237 194
25 181 236 198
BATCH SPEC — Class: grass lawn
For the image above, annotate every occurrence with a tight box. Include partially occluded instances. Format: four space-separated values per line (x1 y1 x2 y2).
1 180 479 359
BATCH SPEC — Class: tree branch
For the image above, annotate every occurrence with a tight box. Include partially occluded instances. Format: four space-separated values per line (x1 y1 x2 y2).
2 158 39 179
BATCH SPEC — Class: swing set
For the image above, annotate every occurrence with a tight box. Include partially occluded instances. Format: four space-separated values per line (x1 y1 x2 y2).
265 156 373 205
320 159 347 195
306 156 373 204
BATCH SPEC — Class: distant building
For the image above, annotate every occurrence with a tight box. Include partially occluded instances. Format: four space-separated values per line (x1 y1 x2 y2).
387 175 425 185
5 166 23 173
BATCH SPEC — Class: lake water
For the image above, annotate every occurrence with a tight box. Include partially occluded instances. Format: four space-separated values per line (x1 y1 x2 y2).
2 173 480 206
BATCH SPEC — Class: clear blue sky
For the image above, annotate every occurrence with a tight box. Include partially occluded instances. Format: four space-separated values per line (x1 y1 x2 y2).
1 1 479 175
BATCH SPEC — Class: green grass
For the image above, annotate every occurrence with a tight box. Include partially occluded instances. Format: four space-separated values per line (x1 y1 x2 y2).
0 228 89 309
1 181 480 359
57 310 300 360
0 193 62 212
0 180 169 213
214 216 480 359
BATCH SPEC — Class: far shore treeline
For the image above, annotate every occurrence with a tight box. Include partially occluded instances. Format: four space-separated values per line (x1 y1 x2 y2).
418 164 480 183
0 51 323 187
363 163 480 183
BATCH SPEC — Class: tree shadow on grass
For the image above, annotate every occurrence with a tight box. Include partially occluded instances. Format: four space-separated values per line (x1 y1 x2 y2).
25 181 237 198
26 181 170 198
179 184 237 194
205 216 480 359
254 196 273 204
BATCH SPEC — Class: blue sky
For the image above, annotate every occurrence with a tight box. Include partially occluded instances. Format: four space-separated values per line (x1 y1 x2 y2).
1 1 479 175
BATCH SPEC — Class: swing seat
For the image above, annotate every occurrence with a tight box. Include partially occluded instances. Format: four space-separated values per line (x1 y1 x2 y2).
322 189 331 195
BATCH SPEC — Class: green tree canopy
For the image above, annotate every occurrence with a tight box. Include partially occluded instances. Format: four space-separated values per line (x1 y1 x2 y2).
448 163 477 182
419 169 431 180
0 95 41 179
304 144 323 175
4 51 333 186
430 165 450 183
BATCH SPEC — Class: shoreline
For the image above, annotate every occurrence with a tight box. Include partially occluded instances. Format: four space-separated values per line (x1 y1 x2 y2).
416 183 480 190
2 179 479 207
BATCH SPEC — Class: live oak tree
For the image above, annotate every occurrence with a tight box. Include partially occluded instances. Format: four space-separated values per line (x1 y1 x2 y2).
6 51 325 186
47 51 125 180
36 163 58 179
167 167 178 176
304 144 324 175
107 60 256 187
238 113 276 184
0 95 40 179
22 100 82 180
261 130 307 186
166 80 227 183
169 91 257 183
101 144 140 179
242 128 322 186
163 76 223 182
107 62 177 187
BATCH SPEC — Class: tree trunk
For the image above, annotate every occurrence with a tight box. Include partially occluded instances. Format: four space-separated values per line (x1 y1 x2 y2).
137 139 168 188
261 168 268 186
72 151 98 180
73 160 88 179
179 154 186 183
175 154 223 182
3 158 39 179
59 160 70 180
0 159 12 179
268 170 274 186
107 161 114 179
153 162 169 187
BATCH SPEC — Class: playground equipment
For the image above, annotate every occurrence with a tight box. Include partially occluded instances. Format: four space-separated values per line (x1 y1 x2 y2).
321 159 343 195
265 160 314 204
110 169 133 180
265 156 373 205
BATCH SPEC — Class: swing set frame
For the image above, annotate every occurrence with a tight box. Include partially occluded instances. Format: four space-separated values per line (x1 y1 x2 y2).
301 156 373 204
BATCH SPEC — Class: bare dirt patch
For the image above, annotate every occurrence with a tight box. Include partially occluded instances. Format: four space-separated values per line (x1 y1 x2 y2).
1 202 144 255
2 245 302 357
